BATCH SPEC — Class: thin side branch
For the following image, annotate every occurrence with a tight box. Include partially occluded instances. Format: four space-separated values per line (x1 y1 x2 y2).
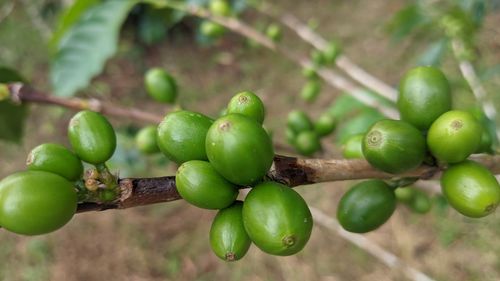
76 154 500 213
256 2 399 102
7 83 163 124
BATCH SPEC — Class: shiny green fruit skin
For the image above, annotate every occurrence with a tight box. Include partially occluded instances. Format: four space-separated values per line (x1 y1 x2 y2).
206 114 274 185
209 0 231 16
294 131 321 156
287 110 313 134
226 91 265 124
427 110 482 163
0 171 77 235
300 80 321 103
341 134 364 159
157 110 213 164
398 66 451 130
68 110 116 165
200 21 226 38
337 180 396 233
314 113 336 137
144 68 177 104
210 201 251 261
362 120 426 174
135 125 160 154
175 160 238 209
242 182 313 256
441 160 500 218
27 143 83 181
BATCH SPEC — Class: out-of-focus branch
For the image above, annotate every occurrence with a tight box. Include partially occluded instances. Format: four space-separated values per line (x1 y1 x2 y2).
7 83 163 124
255 1 399 102
160 2 399 119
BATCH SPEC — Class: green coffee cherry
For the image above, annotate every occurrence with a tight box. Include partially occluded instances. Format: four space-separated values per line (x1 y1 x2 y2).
242 182 313 256
314 113 336 137
200 21 226 38
68 111 116 165
135 125 160 154
300 80 321 103
341 134 364 159
209 0 231 16
294 131 321 156
27 143 83 181
157 110 214 164
287 110 313 134
226 91 265 124
265 23 282 42
210 201 251 261
144 68 178 104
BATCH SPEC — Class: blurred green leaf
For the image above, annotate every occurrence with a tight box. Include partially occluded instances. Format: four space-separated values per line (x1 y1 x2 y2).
50 0 138 97
49 0 101 52
138 7 168 45
385 4 426 41
416 38 448 66
0 67 28 143
328 94 365 120
335 109 385 144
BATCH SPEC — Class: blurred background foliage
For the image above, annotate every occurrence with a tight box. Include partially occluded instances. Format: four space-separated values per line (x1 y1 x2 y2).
0 0 499 280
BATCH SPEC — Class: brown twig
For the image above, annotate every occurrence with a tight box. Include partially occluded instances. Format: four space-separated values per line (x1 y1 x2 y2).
8 83 163 124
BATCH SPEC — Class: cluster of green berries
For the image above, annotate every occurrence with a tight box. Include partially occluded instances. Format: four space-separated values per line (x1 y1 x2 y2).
200 0 232 39
286 110 336 156
155 91 313 261
0 110 118 235
336 66 500 234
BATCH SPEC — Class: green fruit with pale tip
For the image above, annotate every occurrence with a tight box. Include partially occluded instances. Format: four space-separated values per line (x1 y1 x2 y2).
341 134 364 159
427 110 482 163
157 110 213 164
294 131 321 156
287 110 313 134
144 68 178 104
398 66 451 130
68 110 116 165
337 180 396 233
226 91 265 124
314 113 336 137
362 119 426 174
210 201 251 261
300 80 321 103
441 160 500 218
27 143 83 181
0 171 77 235
135 125 160 154
206 114 274 185
242 181 313 256
176 160 238 209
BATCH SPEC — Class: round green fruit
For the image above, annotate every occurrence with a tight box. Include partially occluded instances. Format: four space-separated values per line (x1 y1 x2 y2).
323 41 341 64
27 143 83 181
427 110 482 163
157 110 213 164
362 119 426 174
226 91 265 124
175 160 238 209
398 66 451 130
206 114 274 185
200 21 226 38
311 50 325 66
294 131 321 156
476 126 493 154
409 190 432 214
68 110 116 165
209 0 231 16
0 171 77 235
210 201 251 261
341 134 364 159
135 125 160 154
144 68 178 104
287 110 313 134
337 180 396 233
394 187 415 203
302 66 318 80
441 160 500 218
242 182 313 256
314 113 336 137
265 23 282 42
300 80 321 103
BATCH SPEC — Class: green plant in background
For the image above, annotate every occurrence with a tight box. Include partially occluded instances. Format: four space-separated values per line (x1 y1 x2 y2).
0 0 499 271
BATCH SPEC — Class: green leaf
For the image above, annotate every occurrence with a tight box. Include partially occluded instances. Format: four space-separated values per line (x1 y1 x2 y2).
416 39 448 67
49 0 101 53
335 109 385 144
50 0 138 97
328 91 394 121
385 4 426 41
0 67 28 143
